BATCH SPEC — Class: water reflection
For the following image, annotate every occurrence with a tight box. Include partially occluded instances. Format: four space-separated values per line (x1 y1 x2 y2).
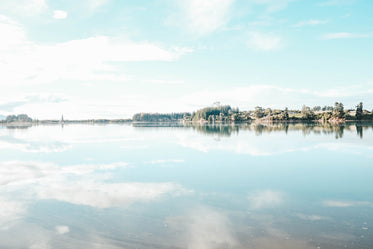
356 124 364 138
3 122 373 139
0 123 373 248
132 122 373 140
187 122 367 139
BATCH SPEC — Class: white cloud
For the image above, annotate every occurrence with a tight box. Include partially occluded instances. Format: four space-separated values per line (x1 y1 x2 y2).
0 16 192 87
0 15 27 48
0 161 128 187
169 0 234 36
293 19 328 27
248 190 284 209
0 0 47 16
0 197 26 227
322 32 370 39
29 241 51 249
0 139 71 153
55 225 69 235
247 32 282 51
166 207 238 249
87 0 110 12
0 93 68 114
323 200 373 207
36 181 188 208
61 162 129 175
168 0 294 35
53 10 68 19
295 213 331 221
0 161 192 209
178 84 373 110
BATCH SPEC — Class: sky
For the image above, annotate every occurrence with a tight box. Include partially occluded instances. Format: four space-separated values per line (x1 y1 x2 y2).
0 0 373 119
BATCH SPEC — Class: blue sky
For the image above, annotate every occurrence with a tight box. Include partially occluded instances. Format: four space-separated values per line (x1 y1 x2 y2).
0 0 373 119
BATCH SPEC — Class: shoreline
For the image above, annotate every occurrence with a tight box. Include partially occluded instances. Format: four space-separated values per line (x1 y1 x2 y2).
2 119 373 127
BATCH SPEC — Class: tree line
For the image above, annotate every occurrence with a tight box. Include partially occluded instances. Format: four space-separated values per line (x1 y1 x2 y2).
132 102 372 123
2 102 372 124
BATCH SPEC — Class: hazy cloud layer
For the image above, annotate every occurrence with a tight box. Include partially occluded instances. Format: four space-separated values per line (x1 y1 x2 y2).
0 16 192 87
323 32 370 40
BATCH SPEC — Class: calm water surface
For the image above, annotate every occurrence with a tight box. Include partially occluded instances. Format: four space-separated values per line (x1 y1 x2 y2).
0 123 372 249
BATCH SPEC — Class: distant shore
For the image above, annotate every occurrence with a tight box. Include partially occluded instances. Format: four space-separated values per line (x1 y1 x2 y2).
2 102 373 126
0 119 132 126
2 119 373 127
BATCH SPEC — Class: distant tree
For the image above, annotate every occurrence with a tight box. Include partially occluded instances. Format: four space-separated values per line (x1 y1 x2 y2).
281 107 289 120
333 102 345 119
301 105 314 120
132 112 189 122
254 106 264 119
313 106 321 112
191 105 232 122
265 108 272 116
6 114 32 123
322 105 333 111
356 102 363 120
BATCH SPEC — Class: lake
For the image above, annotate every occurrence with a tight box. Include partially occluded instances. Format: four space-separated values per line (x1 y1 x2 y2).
0 122 372 249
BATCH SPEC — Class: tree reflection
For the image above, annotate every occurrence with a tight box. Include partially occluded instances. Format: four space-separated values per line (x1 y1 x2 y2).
186 122 370 139
356 124 363 139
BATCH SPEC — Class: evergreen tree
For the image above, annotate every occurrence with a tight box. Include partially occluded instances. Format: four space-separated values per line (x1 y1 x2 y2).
333 102 345 119
281 107 289 120
356 102 363 120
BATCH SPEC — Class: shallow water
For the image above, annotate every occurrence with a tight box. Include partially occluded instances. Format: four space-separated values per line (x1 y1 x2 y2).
0 123 372 249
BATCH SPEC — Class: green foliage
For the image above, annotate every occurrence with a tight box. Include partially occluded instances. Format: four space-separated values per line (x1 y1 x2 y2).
322 106 333 111
5 114 32 123
192 105 232 121
132 112 189 122
127 101 362 124
254 106 264 119
332 102 345 119
320 112 332 122
313 106 321 112
356 102 363 120
301 105 315 120
280 107 289 120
